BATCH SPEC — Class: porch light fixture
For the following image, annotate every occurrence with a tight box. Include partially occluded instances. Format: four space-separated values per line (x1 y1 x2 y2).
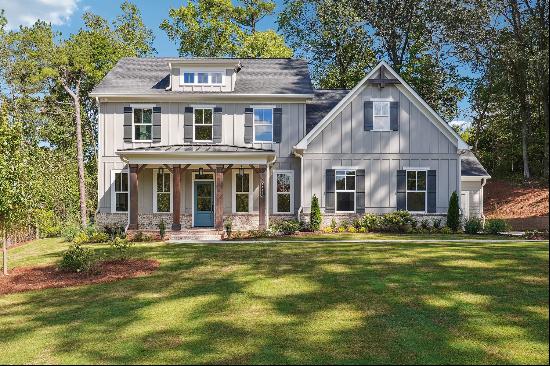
238 165 244 177
198 167 204 176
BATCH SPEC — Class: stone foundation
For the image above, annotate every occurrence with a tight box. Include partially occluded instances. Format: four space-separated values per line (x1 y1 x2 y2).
224 214 260 231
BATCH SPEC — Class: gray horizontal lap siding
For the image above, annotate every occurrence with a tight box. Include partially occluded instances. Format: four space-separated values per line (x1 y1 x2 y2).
302 84 459 214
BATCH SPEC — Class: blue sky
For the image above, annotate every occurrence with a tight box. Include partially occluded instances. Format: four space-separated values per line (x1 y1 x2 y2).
0 0 471 122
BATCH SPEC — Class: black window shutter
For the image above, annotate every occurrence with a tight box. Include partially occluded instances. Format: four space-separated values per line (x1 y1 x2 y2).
273 108 282 143
152 106 161 142
364 101 374 131
325 169 335 213
123 106 132 142
390 102 399 131
244 107 253 143
427 170 437 213
356 169 365 214
213 107 222 143
396 170 406 210
184 106 193 143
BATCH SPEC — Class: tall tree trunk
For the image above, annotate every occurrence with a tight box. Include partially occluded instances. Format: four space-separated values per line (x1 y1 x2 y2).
63 78 87 227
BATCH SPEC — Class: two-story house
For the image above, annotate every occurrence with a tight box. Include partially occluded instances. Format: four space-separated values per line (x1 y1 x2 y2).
90 58 490 235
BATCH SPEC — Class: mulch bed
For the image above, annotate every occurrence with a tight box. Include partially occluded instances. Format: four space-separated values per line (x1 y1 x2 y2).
0 259 159 295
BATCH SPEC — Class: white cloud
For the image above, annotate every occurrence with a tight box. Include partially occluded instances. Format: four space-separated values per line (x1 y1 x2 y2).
0 0 79 30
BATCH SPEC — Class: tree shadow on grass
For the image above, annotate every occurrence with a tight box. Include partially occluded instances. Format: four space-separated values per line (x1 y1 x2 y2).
0 241 547 364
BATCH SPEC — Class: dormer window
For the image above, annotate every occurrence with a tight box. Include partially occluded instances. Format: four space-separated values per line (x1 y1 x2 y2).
181 70 224 85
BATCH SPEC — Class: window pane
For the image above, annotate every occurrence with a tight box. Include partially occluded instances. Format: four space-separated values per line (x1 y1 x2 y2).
277 194 291 213
407 171 417 190
346 174 355 190
196 183 212 197
198 72 208 83
133 109 142 124
235 194 249 212
195 109 203 124
184 72 194 83
157 193 170 212
115 173 122 191
197 198 212 211
134 125 151 140
373 116 390 130
195 125 212 141
407 192 425 211
417 171 426 190
276 174 291 193
254 108 273 124
142 109 152 124
236 173 249 193
203 109 213 123
116 193 128 212
336 192 354 212
120 173 128 191
156 172 163 191
374 101 389 116
336 175 346 190
163 173 171 192
254 125 272 142
211 72 222 84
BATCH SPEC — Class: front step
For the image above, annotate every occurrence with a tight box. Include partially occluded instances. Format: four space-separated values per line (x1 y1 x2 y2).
169 229 224 242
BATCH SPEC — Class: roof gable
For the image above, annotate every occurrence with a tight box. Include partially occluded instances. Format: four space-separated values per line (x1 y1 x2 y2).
295 61 469 150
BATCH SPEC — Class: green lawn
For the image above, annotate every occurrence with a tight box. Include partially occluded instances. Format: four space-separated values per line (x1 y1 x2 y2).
1 237 548 364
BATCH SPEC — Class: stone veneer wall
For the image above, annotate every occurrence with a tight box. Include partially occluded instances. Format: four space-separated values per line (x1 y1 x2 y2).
96 212 193 231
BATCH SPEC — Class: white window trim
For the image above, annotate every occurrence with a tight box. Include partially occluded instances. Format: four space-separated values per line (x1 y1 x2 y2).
232 169 253 213
252 106 274 143
111 169 129 213
131 106 154 143
180 70 225 86
372 99 392 132
153 169 173 213
405 168 428 214
272 170 294 214
335 169 356 213
193 107 214 143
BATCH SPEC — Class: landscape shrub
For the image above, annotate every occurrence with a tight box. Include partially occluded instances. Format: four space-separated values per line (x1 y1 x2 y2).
61 222 81 242
310 194 322 231
352 218 362 229
485 219 510 234
380 211 415 233
72 226 109 244
59 244 97 274
270 219 301 235
36 210 62 238
432 218 442 229
330 219 337 231
109 237 133 260
361 213 381 231
131 231 152 242
158 219 166 240
464 217 483 234
347 226 357 233
247 229 272 238
103 224 126 240
440 226 453 234
447 191 461 232
299 220 312 232
420 219 431 231
224 218 233 237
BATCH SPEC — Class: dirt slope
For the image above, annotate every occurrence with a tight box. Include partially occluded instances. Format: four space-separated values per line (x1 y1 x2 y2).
484 180 549 230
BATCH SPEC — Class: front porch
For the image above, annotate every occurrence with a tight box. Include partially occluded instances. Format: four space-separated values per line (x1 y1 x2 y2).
109 144 278 232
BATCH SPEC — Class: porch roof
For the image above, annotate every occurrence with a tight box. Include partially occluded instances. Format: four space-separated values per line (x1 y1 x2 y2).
116 144 276 165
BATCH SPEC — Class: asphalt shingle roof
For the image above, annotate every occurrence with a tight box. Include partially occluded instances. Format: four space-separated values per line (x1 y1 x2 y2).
91 57 314 95
460 150 490 177
306 89 350 133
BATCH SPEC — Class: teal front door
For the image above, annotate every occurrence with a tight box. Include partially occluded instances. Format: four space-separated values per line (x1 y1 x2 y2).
194 181 214 227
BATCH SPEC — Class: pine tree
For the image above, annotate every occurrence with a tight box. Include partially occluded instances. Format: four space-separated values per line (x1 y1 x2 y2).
310 194 322 231
447 191 460 232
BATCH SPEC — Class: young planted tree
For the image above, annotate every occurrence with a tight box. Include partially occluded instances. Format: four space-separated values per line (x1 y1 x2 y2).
446 191 460 232
310 194 322 231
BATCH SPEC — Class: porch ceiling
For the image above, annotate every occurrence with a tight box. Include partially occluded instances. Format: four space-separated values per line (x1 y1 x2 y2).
116 144 276 165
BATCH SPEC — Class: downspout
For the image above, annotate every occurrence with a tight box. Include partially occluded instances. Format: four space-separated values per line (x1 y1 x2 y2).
266 155 277 228
165 62 172 91
480 177 487 226
293 149 304 219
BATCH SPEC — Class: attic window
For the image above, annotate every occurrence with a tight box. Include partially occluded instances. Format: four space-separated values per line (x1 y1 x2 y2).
373 101 390 130
181 71 224 85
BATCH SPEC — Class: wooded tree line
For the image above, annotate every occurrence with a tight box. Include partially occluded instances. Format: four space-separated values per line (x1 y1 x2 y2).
0 0 547 244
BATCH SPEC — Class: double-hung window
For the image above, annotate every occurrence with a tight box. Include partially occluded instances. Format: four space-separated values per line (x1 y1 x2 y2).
211 72 223 84
112 171 128 213
154 169 172 213
133 108 152 141
232 170 252 213
254 108 273 142
197 72 209 84
273 171 294 214
373 101 390 130
406 170 427 212
183 72 195 84
335 170 355 212
194 108 213 141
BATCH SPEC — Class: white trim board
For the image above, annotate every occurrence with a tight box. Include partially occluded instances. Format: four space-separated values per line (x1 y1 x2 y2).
294 60 469 151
